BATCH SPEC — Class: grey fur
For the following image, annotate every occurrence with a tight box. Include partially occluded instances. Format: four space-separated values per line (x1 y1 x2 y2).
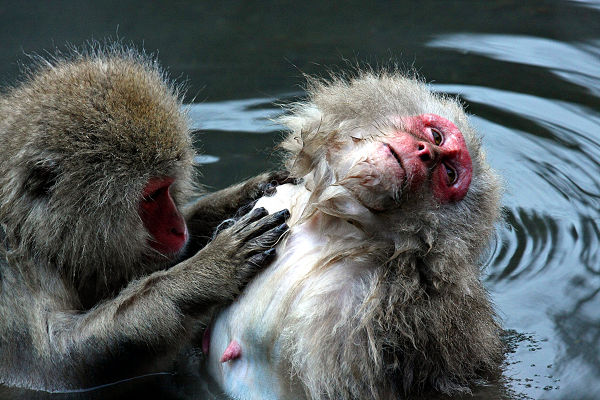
0 44 286 391
199 70 504 399
277 71 504 397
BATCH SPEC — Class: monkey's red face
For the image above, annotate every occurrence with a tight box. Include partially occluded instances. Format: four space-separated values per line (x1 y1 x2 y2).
139 177 188 255
386 113 472 203
333 114 472 210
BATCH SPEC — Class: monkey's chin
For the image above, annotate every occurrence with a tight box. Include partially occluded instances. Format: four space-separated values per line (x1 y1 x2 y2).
148 224 190 258
340 172 403 212
147 238 189 263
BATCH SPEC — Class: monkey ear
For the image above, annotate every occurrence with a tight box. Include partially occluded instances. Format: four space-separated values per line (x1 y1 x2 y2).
24 160 58 198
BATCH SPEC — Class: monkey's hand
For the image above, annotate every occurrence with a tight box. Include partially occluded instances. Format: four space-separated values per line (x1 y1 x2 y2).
176 207 289 312
209 207 289 286
36 207 289 387
183 171 294 254
246 170 297 199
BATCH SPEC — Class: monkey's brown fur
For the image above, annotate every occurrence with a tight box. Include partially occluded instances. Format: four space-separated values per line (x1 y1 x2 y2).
202 71 503 399
0 45 287 390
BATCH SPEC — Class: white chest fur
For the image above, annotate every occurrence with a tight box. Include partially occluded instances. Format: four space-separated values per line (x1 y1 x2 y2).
205 183 374 400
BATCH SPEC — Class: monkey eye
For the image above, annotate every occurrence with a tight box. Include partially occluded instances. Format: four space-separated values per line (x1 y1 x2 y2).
444 163 457 185
431 128 443 146
350 133 364 143
25 161 58 198
143 187 166 203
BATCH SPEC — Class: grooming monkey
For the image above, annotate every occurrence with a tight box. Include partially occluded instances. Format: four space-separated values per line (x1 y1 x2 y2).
0 45 289 390
201 72 504 399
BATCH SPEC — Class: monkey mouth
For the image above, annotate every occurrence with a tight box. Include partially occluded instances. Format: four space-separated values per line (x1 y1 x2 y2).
384 143 403 168
382 143 406 185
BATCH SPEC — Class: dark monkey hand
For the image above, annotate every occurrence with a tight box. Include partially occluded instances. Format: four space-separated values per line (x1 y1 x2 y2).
197 207 290 295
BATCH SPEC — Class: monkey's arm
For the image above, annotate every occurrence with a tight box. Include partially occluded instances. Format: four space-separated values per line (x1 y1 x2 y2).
0 208 288 390
183 171 289 253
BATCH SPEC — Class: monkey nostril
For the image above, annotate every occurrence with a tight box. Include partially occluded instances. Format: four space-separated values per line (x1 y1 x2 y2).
417 142 434 163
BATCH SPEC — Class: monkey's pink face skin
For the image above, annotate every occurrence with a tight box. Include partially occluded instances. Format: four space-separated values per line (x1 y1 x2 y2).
343 113 472 208
387 113 472 203
139 177 189 255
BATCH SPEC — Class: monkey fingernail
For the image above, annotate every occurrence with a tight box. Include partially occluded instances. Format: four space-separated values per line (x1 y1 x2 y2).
274 209 290 220
250 207 268 219
276 223 288 234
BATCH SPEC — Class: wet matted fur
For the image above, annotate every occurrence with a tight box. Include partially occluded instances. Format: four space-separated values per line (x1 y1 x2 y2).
203 70 503 399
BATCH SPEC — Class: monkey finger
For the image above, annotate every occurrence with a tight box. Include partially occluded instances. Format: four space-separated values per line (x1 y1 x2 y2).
285 177 303 186
278 176 302 186
245 248 277 272
233 207 269 231
242 223 289 256
233 199 259 219
256 181 277 197
256 170 297 196
239 209 290 241
263 182 277 197
264 170 290 186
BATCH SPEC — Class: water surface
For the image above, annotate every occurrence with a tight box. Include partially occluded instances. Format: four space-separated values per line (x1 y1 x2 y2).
0 0 599 399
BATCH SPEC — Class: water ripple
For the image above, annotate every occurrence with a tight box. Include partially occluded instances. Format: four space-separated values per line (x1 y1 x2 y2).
429 33 600 95
187 97 281 133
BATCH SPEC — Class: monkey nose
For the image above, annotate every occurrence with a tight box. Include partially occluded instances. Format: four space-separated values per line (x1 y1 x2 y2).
417 142 436 164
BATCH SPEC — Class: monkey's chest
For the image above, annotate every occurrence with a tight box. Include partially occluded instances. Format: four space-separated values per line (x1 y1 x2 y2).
205 224 321 399
204 185 370 400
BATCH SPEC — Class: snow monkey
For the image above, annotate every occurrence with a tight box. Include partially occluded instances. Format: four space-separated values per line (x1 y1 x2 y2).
0 45 289 391
202 72 504 399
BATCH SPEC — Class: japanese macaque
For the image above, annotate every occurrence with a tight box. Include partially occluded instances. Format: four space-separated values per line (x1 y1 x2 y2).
202 72 503 399
0 45 289 391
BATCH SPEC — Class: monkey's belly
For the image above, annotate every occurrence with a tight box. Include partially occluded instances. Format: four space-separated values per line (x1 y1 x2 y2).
206 184 313 399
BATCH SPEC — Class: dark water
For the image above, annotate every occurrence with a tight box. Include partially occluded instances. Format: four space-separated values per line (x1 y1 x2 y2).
1 0 599 399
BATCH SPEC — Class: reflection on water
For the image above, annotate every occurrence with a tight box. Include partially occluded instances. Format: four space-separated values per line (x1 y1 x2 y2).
187 97 286 133
430 34 600 96
0 0 599 398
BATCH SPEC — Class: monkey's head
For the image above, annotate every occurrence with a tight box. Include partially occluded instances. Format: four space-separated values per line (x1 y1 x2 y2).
279 72 502 285
0 46 195 286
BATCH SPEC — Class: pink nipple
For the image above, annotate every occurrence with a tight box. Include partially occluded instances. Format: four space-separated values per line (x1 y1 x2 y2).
220 340 242 363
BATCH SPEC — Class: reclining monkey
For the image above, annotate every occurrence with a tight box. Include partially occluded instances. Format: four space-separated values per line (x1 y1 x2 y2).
201 71 503 399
